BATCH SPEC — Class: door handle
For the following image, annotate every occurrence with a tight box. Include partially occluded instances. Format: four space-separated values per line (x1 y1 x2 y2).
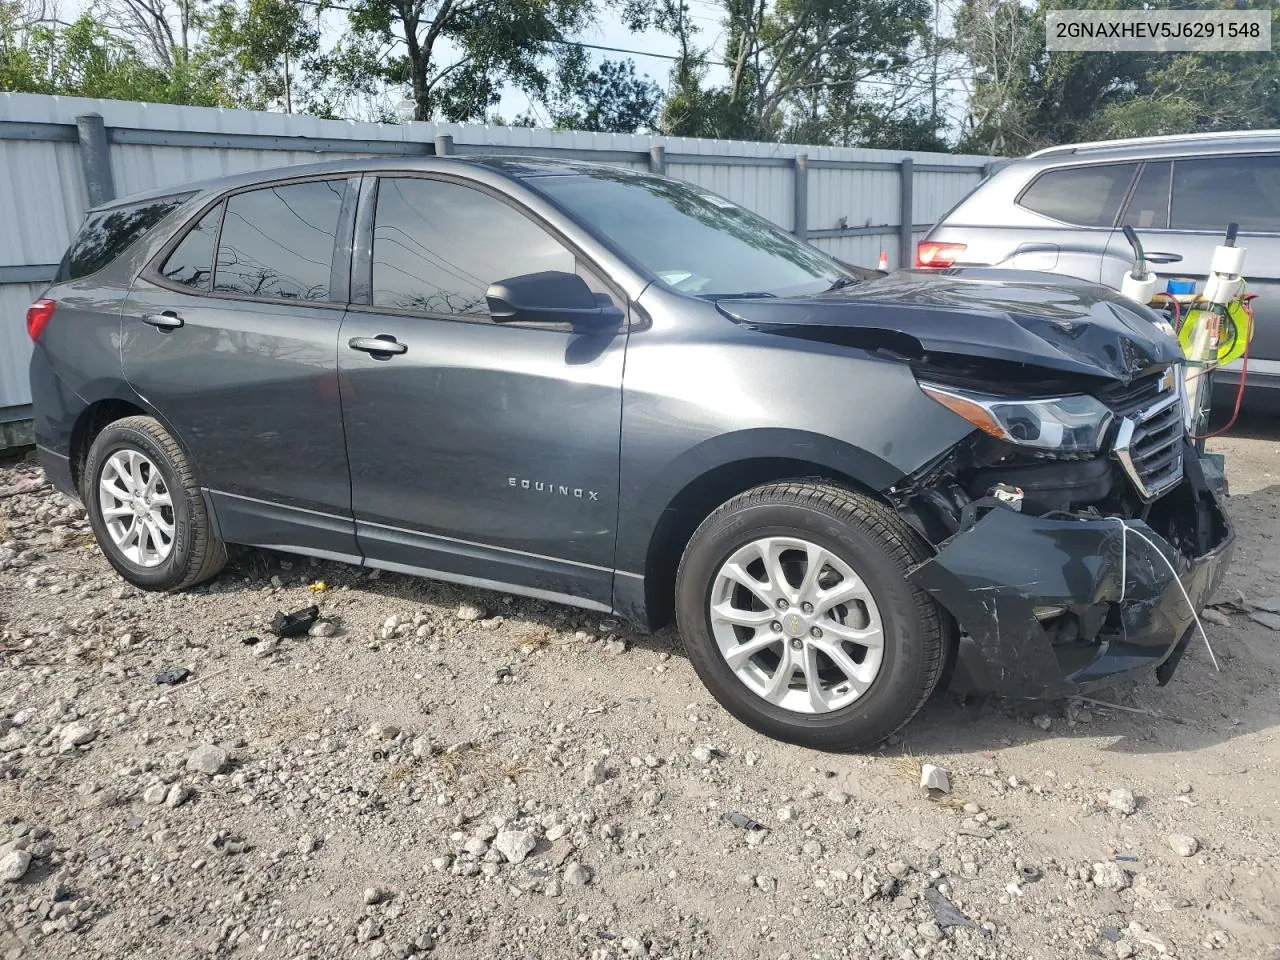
348 335 407 356
142 311 184 330
1145 252 1183 265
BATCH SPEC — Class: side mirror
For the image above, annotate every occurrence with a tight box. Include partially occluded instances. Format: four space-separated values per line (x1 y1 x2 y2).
486 271 623 331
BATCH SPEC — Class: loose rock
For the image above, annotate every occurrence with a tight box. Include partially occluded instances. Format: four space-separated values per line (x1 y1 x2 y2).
0 850 31 882
1092 861 1130 892
187 744 229 775
493 829 537 864
1167 834 1199 857
920 764 950 792
1108 788 1138 816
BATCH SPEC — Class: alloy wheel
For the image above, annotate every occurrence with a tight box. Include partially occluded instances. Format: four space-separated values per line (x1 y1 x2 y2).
97 449 176 568
708 536 884 714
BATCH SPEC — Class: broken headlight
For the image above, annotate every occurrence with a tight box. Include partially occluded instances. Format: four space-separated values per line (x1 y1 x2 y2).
918 382 1113 454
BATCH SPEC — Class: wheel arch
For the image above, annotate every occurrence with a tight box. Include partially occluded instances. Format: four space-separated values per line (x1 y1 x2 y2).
619 429 905 631
68 386 198 496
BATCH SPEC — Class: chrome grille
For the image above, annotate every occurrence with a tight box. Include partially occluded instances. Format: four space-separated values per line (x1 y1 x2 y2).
1109 371 1184 500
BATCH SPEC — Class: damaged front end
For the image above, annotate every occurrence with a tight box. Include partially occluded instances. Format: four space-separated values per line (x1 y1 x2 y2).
718 269 1235 698
893 373 1233 699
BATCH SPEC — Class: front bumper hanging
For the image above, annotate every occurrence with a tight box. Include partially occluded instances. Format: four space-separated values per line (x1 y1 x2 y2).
908 460 1234 699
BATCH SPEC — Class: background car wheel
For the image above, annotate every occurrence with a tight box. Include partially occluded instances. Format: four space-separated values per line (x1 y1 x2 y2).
675 481 947 751
83 416 227 591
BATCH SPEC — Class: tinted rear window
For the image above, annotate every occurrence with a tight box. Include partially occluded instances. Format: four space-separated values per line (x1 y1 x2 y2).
58 195 191 281
160 203 224 291
1172 155 1280 233
1018 163 1138 228
214 180 345 301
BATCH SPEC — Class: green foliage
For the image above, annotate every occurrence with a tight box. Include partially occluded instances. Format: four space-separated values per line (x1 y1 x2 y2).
342 0 598 122
657 0 933 146
957 0 1280 155
203 0 320 110
548 52 662 132
1 11 221 104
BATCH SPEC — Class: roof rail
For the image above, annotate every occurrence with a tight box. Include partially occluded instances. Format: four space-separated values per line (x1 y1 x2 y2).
1027 129 1280 159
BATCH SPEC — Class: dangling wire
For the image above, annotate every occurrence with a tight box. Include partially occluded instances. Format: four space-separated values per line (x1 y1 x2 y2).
1112 518 1220 672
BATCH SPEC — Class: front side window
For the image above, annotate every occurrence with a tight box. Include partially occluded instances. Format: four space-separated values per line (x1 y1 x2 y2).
160 203 224 290
1018 163 1139 228
214 180 346 300
58 194 191 281
371 177 576 316
1172 155 1280 233
531 170 849 298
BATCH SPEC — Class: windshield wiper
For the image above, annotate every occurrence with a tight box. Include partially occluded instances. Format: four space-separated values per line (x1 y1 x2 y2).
702 291 779 300
825 276 860 291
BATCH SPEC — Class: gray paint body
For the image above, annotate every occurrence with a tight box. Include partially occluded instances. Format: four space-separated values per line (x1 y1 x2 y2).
28 155 1234 700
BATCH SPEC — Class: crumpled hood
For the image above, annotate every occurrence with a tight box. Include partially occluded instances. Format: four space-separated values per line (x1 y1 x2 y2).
717 268 1183 383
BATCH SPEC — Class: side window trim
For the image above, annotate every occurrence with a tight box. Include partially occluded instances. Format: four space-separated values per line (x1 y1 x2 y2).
1117 160 1172 231
143 174 356 307
329 175 363 304
352 171 630 327
207 201 229 291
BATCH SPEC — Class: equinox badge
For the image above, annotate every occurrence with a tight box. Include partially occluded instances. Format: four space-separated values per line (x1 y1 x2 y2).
508 477 600 501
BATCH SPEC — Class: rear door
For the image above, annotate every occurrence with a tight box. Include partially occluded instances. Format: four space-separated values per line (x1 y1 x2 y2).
1109 153 1280 367
121 176 361 561
1009 162 1140 281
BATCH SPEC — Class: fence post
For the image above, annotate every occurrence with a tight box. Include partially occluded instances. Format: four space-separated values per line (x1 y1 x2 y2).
76 113 115 208
898 157 914 268
434 134 454 156
649 144 666 175
793 153 808 242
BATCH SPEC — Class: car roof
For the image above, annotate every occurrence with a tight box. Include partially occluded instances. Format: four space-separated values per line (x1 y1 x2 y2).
89 155 631 212
1026 129 1280 162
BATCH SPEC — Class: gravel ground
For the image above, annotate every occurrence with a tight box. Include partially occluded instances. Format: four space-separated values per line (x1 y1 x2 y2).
1 419 1278 960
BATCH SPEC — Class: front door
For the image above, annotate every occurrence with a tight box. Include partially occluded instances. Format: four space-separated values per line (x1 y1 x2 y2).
121 176 361 561
337 174 626 609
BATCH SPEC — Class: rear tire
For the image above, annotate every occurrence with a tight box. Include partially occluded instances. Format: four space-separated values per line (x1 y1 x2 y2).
83 416 227 591
675 481 945 750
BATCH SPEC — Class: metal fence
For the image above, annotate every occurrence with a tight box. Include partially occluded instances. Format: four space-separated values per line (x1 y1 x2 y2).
0 92 995 441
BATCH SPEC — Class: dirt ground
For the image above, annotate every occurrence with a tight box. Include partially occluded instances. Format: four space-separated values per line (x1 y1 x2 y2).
0 416 1278 960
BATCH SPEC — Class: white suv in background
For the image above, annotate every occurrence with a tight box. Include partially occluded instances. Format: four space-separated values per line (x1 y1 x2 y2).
918 132 1280 407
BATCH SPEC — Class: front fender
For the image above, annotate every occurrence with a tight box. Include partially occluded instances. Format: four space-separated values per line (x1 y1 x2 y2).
615 427 903 576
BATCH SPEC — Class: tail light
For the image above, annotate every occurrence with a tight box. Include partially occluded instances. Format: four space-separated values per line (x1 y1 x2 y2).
916 241 966 268
26 299 56 341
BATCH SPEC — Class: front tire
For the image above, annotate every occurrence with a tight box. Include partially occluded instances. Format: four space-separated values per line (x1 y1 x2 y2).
675 481 946 751
83 416 227 591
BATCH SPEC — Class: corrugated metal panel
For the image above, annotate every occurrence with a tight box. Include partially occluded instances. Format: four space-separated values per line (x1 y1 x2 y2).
1 282 40 409
0 92 996 426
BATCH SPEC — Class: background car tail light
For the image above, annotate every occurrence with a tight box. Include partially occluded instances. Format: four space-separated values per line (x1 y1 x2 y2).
916 241 966 268
26 299 56 341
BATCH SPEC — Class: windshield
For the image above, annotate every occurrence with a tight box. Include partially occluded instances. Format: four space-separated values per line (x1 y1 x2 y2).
530 170 854 298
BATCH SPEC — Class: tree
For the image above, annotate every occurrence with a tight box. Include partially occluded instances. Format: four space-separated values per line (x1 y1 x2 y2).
204 0 320 111
956 0 1280 155
1 9 222 103
341 0 599 122
548 52 662 132
651 0 933 143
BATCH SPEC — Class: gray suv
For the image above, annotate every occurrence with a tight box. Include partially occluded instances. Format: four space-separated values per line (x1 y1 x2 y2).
27 157 1232 749
920 131 1279 404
